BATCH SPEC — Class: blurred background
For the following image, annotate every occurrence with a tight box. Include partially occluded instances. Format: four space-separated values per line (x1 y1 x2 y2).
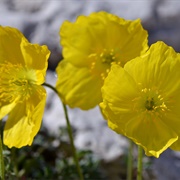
1 0 180 179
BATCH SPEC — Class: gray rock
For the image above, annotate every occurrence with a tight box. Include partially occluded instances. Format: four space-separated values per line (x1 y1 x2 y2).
2 0 179 69
1 0 180 178
153 149 180 180
44 70 128 162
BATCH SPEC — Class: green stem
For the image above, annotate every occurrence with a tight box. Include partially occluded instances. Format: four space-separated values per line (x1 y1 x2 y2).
43 83 84 180
0 135 4 180
127 139 133 180
137 146 143 180
11 148 19 178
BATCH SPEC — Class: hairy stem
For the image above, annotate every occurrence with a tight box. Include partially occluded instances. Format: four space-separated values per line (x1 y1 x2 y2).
127 139 133 180
0 135 4 180
43 83 84 180
137 145 143 180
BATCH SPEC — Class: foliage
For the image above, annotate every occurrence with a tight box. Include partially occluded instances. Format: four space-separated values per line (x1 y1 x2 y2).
3 126 105 179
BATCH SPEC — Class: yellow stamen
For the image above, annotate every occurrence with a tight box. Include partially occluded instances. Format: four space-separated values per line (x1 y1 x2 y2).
0 62 37 102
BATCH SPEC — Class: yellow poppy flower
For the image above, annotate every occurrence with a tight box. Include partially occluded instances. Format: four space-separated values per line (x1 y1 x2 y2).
56 11 148 110
100 41 180 158
0 26 50 148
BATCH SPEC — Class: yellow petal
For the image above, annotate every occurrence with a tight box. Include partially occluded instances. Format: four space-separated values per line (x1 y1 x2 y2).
3 86 46 148
56 60 103 110
0 26 50 85
20 38 50 81
100 64 140 134
0 26 25 64
0 99 18 120
100 101 125 135
60 20 94 67
60 11 148 68
125 114 178 158
101 64 139 114
101 57 180 157
124 41 180 90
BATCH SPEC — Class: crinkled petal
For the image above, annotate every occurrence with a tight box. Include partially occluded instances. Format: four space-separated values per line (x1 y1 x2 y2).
170 139 180 151
101 63 180 158
3 86 46 148
100 64 140 133
117 19 148 66
0 26 25 65
20 38 50 81
0 26 50 85
166 110 180 151
100 101 125 135
60 20 95 67
125 114 178 158
56 60 103 110
101 64 139 114
0 99 18 120
124 41 180 92
60 11 148 68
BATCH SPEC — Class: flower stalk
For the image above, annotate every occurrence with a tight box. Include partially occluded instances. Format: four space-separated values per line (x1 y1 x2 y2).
43 83 84 180
127 139 133 180
0 135 4 180
0 26 50 149
137 146 143 180
55 11 148 110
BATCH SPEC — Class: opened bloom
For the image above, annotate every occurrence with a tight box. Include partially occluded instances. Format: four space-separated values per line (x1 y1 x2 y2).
56 11 148 110
100 41 180 158
0 26 50 148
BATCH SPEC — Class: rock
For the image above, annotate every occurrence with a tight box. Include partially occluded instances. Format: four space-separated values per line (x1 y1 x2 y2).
44 70 128 162
1 0 180 178
144 0 180 51
3 0 180 69
152 149 180 180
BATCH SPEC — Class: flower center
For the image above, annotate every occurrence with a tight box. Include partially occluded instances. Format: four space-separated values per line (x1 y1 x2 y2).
89 48 120 80
0 62 37 103
145 97 155 111
141 88 168 113
13 79 28 86
100 49 116 64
